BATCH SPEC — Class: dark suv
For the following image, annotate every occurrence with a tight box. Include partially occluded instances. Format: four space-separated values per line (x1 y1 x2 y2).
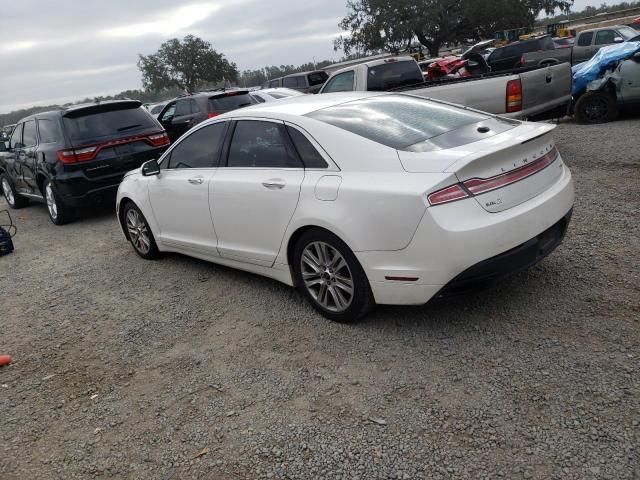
158 90 256 142
0 100 169 225
487 36 556 71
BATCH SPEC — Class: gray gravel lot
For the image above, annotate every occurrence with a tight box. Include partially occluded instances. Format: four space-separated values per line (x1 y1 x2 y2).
1 118 639 480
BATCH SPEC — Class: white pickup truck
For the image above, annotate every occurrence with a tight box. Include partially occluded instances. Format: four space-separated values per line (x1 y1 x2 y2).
319 56 572 120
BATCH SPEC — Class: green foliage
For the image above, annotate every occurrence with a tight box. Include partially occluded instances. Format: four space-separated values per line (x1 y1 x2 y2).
335 0 575 57
138 35 238 93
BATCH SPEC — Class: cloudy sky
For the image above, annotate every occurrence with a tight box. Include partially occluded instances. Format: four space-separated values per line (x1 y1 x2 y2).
0 0 618 113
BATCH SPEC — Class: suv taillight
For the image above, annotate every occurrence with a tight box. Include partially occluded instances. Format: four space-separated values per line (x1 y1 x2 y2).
56 146 98 164
148 132 170 147
506 79 523 113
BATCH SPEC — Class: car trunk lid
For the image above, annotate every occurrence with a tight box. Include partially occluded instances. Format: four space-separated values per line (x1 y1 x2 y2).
398 122 564 212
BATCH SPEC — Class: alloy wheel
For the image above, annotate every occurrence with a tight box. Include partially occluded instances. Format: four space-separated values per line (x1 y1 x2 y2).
2 178 14 206
126 208 151 255
45 183 58 220
300 241 354 312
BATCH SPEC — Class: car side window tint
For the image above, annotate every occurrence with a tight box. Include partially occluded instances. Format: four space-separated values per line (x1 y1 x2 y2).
38 119 59 143
161 103 176 122
253 94 266 103
190 99 201 113
283 76 300 88
595 30 616 45
323 71 354 93
22 120 37 147
286 126 328 169
577 32 593 46
227 121 302 169
9 124 23 149
175 100 191 116
167 122 227 169
269 80 280 88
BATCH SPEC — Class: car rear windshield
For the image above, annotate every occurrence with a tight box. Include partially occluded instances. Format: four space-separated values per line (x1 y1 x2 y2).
63 105 158 142
366 61 424 91
209 93 254 112
307 71 329 86
618 26 639 39
307 95 490 152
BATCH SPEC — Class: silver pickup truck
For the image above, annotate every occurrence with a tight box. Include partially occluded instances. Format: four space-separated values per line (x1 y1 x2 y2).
319 56 572 120
522 25 639 67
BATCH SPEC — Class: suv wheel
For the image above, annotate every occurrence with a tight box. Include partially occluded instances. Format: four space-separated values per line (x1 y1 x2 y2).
1 174 28 208
123 202 159 260
44 180 72 225
293 229 374 323
574 91 618 124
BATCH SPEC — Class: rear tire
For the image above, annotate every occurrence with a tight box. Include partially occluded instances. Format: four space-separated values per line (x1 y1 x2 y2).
293 229 374 323
44 180 73 225
574 91 618 124
122 202 159 260
1 174 28 209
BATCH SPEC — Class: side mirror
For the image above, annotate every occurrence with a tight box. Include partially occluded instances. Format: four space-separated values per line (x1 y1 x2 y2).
141 159 160 176
613 36 624 44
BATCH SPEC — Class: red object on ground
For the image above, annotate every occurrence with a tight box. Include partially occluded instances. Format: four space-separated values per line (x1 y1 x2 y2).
0 355 12 367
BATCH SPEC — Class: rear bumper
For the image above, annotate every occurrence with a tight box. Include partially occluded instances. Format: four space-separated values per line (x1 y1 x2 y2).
437 209 571 297
358 163 574 305
53 148 165 207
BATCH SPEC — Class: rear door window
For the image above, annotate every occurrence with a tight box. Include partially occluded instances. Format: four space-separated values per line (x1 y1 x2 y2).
166 122 227 169
269 79 281 88
63 106 158 142
577 31 594 46
286 126 328 168
226 120 302 168
175 100 191 116
160 103 176 122
22 120 37 147
595 30 616 45
283 76 304 88
366 61 423 91
323 71 354 93
37 119 59 143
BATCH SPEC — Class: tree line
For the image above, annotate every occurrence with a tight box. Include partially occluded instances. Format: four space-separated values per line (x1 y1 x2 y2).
537 0 640 25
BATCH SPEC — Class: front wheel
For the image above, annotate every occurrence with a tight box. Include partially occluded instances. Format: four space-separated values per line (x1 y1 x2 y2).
123 202 159 260
293 229 374 323
574 91 618 124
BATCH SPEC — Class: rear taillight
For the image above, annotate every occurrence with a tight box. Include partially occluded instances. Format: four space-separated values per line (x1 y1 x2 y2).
427 146 559 207
56 146 98 164
148 132 170 147
506 79 523 113
427 184 470 206
207 112 221 118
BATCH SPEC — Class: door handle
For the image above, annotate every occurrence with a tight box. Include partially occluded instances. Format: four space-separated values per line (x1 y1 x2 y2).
262 179 285 189
188 177 204 185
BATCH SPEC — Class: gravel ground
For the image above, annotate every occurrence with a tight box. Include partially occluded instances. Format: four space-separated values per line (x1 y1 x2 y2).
0 118 638 480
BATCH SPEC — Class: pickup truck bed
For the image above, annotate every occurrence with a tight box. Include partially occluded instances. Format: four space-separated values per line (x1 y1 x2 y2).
391 64 572 120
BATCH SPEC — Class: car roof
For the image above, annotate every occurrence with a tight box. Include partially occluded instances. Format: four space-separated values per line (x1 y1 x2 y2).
215 91 386 118
257 87 303 96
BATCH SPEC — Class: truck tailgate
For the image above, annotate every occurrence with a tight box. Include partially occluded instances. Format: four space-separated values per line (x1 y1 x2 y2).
520 63 572 115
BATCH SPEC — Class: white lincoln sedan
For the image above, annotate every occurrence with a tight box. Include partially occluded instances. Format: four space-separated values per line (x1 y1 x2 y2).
116 92 574 322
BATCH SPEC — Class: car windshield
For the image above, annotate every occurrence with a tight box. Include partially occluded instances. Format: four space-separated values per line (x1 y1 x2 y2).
307 95 490 151
617 26 639 40
63 106 157 141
